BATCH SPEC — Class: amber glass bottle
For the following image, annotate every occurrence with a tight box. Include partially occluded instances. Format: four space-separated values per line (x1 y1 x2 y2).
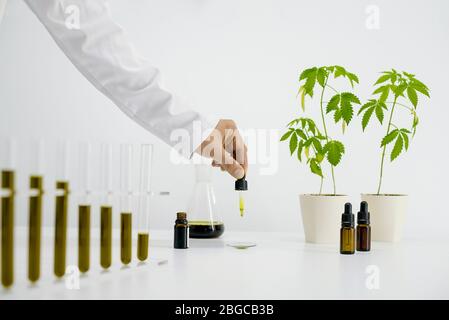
356 201 371 252
340 202 355 255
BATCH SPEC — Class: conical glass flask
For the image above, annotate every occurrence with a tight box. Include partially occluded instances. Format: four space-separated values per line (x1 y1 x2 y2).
188 164 225 238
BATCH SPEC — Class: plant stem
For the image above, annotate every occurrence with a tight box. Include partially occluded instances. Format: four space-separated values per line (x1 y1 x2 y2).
377 96 398 195
319 177 323 195
320 76 337 195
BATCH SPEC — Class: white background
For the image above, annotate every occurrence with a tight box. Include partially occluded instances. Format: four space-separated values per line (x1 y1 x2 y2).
0 0 448 239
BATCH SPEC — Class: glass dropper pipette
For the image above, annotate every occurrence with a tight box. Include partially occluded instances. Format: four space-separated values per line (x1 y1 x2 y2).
137 144 153 262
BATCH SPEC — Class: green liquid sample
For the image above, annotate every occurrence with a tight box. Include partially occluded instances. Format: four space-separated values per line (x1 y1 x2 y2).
100 206 112 269
120 213 132 265
137 232 149 262
28 176 43 283
78 205 91 273
189 221 225 239
1 170 15 288
54 181 69 278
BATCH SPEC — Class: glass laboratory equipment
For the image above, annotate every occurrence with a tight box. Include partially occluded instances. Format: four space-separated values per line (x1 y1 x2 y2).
28 140 45 282
1 138 16 287
99 143 113 269
188 164 225 239
77 142 91 273
54 140 70 278
137 144 153 262
120 144 133 265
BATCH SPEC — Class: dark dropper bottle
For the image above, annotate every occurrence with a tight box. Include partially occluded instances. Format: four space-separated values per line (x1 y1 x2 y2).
340 203 355 255
356 201 371 252
174 212 189 249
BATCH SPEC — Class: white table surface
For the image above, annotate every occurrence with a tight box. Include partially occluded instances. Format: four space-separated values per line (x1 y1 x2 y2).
1 227 449 299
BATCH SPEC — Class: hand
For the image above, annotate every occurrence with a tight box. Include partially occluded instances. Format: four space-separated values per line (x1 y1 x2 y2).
195 119 248 179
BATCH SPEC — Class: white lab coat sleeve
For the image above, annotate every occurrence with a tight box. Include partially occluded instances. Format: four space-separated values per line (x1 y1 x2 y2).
23 0 218 157
0 0 7 25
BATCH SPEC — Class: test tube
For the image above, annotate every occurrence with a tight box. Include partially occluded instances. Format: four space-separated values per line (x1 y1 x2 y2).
77 142 91 273
28 140 45 282
1 139 16 288
120 144 133 265
137 144 153 262
54 141 70 278
99 143 113 269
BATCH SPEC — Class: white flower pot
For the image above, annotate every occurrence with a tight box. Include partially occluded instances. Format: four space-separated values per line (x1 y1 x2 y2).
361 194 408 242
299 194 349 244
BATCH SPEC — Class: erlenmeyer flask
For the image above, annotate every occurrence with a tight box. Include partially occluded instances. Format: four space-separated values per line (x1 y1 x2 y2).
188 164 224 239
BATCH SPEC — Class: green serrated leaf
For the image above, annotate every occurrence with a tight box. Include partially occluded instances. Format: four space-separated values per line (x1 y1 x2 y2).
326 94 340 113
410 82 430 98
362 106 375 131
341 104 354 124
373 85 389 95
334 66 346 78
407 86 418 107
346 72 359 88
358 100 376 115
394 83 407 97
310 159 323 177
317 67 327 87
381 129 399 147
375 104 384 124
401 131 409 151
311 137 323 154
299 67 317 81
295 129 307 140
375 74 391 85
304 146 310 159
391 134 403 161
341 92 361 105
297 140 304 162
280 130 293 141
324 140 345 166
289 132 298 155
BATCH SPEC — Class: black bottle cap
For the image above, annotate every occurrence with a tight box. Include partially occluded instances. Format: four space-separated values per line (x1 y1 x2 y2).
341 202 354 227
235 176 248 191
357 201 370 225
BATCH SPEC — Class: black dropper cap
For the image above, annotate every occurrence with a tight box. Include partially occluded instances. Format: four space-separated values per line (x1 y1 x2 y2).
341 202 354 227
235 175 248 191
357 201 370 225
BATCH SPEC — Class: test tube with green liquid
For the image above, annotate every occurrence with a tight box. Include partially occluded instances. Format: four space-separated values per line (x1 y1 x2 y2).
77 142 91 273
137 144 153 262
54 141 70 278
1 138 16 288
28 140 45 283
99 143 113 269
120 144 133 265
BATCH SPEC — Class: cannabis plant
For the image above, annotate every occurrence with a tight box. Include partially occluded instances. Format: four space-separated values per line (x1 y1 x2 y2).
358 69 430 194
281 66 361 195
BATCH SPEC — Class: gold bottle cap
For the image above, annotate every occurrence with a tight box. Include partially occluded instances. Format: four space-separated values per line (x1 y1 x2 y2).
177 212 187 220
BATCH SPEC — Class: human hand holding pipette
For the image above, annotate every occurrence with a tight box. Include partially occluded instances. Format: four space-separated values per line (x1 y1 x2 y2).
195 119 248 179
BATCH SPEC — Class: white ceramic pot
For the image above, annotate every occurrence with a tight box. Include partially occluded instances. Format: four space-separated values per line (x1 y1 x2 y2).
299 194 349 244
361 194 408 242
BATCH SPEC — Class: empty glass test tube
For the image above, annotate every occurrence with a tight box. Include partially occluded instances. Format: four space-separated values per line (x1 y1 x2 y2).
77 142 91 273
99 143 113 269
137 144 153 262
120 144 133 265
28 140 45 283
54 141 70 278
